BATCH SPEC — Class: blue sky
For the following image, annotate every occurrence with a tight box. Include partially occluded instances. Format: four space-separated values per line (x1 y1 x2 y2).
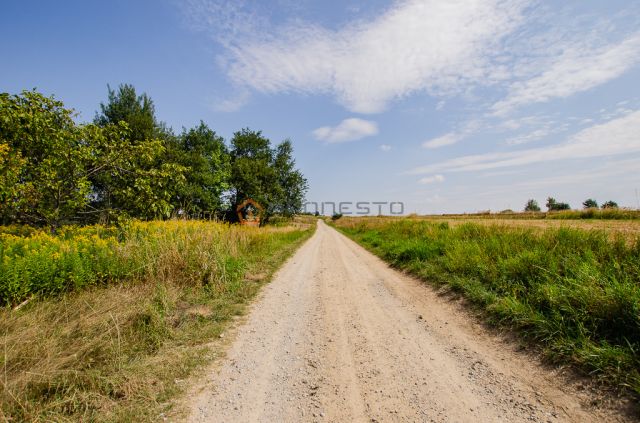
2 0 640 213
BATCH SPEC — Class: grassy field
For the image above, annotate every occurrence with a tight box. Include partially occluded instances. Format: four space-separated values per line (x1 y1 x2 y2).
0 219 314 421
420 208 640 220
334 216 640 395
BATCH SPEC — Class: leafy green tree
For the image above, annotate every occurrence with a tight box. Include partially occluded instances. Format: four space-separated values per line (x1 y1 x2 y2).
92 84 186 221
272 140 308 217
86 122 186 223
602 200 619 209
0 142 27 224
168 122 230 214
229 129 277 221
524 199 540 212
0 91 94 230
229 130 307 223
583 198 598 209
94 83 159 142
546 197 570 211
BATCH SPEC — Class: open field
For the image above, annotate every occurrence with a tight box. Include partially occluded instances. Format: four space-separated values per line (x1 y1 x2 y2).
0 220 313 422
347 213 640 240
333 216 640 398
419 209 640 221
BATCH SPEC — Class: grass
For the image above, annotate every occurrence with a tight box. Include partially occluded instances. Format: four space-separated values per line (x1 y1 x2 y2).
406 208 640 220
0 219 314 421
333 216 640 396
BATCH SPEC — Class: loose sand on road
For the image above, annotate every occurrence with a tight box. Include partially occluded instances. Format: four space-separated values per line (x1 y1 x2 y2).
187 220 632 422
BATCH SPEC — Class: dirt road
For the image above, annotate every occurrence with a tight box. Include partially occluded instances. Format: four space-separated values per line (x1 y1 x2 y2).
187 221 630 422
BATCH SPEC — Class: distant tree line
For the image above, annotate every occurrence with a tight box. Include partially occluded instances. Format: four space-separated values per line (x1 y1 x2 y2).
524 197 619 212
0 85 308 230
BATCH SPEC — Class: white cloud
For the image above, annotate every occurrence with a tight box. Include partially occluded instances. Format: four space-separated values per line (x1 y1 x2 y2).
422 133 461 149
186 1 640 115
492 33 640 115
313 118 379 143
422 119 483 149
200 0 527 113
409 110 640 174
418 174 445 184
379 144 392 151
210 89 250 112
504 128 552 146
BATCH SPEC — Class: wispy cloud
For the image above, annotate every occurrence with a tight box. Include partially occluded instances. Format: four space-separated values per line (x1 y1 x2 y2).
418 174 445 184
313 118 379 143
379 144 392 152
210 89 250 112
492 33 640 115
422 133 460 149
188 0 527 113
422 119 483 149
185 1 640 117
409 110 640 174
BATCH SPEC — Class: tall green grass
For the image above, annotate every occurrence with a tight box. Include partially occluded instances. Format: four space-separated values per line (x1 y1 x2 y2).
335 218 640 394
0 220 313 421
0 220 299 305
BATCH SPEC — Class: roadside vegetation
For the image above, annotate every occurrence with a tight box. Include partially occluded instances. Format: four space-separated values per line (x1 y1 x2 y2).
416 208 640 221
0 219 314 421
1 86 307 229
334 216 640 396
0 84 313 420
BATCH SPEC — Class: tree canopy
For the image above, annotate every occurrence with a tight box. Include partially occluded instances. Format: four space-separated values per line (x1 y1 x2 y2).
0 88 308 229
546 197 571 211
524 199 540 212
228 130 308 223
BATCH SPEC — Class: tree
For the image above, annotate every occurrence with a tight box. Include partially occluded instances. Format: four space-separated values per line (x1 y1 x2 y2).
546 197 570 211
92 84 186 221
582 198 598 209
86 122 186 223
95 83 158 142
0 91 93 230
229 129 277 221
272 140 308 217
168 122 230 214
229 129 307 223
524 199 540 212
602 200 619 209
0 142 27 224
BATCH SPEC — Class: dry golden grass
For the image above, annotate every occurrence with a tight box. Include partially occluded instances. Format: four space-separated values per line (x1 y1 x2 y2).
338 214 640 241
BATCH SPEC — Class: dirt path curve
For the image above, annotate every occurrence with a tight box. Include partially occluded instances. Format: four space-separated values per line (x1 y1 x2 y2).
187 220 631 423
